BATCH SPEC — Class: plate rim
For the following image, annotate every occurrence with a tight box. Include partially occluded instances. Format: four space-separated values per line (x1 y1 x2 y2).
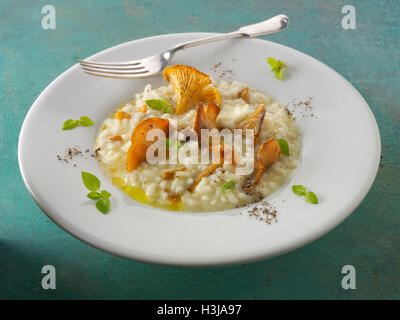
18 32 381 266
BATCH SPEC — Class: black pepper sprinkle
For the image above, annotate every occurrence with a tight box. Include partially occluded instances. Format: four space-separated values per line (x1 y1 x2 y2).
210 61 235 80
56 146 96 167
242 199 278 224
284 96 315 119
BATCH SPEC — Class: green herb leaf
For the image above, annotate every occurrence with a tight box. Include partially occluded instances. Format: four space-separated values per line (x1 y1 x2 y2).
275 68 283 80
81 171 101 191
79 116 94 127
96 197 111 214
101 190 111 199
87 191 102 200
292 185 306 196
166 139 182 149
277 138 290 156
163 101 172 114
277 60 287 68
62 119 79 130
267 57 278 69
63 116 94 130
145 99 171 113
145 99 163 110
267 57 287 80
304 191 318 204
220 180 235 192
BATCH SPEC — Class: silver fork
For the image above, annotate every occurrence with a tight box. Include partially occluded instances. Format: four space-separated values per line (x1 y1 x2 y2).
78 14 289 79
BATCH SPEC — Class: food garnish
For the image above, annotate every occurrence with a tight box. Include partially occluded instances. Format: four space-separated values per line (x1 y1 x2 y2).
81 171 112 214
115 111 131 120
244 138 281 191
62 116 94 130
211 143 239 166
253 138 281 185
219 180 235 192
162 167 186 180
126 118 170 172
109 135 123 142
79 116 94 127
277 138 290 156
238 104 266 144
145 99 172 113
188 163 221 193
292 185 306 196
163 65 221 115
138 104 147 112
165 189 182 203
238 87 250 104
165 138 182 149
267 57 287 80
95 197 111 214
189 143 237 192
292 185 318 204
304 192 318 204
192 103 221 143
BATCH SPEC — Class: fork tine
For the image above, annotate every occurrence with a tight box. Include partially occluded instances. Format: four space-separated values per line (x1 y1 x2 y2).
83 70 151 79
81 65 151 79
79 63 146 71
81 66 149 75
77 59 142 67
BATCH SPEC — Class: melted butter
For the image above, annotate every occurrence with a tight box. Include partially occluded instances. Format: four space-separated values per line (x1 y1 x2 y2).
111 177 125 187
112 176 182 211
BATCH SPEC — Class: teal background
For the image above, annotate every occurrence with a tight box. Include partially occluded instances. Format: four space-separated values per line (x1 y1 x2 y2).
1 0 399 299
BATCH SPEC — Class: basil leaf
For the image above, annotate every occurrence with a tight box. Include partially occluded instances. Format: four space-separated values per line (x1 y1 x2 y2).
277 138 290 156
220 180 235 192
292 185 306 196
267 57 287 80
81 171 101 191
62 119 79 130
267 57 278 69
145 99 171 114
145 99 163 110
79 116 94 127
87 191 102 200
166 139 182 149
96 198 111 214
164 105 172 114
277 60 287 68
275 68 283 80
101 190 111 199
304 191 318 204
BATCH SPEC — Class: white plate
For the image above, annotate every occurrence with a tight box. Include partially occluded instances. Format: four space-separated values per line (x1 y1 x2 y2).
18 33 380 266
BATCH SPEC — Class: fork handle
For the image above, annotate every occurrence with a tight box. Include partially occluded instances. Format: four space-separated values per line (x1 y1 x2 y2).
171 14 289 52
237 14 289 37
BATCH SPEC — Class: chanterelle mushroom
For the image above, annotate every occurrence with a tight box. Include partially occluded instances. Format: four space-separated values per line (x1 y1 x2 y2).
238 87 250 104
192 103 220 141
126 118 170 172
163 65 221 115
188 143 238 192
244 138 281 192
238 104 266 144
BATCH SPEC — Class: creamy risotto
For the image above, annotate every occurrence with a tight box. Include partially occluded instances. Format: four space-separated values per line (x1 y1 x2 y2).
95 70 301 212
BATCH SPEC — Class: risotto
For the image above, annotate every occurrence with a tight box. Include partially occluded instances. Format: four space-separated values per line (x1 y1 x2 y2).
95 66 301 212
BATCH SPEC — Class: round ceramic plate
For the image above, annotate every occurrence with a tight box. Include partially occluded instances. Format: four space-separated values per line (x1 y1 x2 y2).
18 33 380 266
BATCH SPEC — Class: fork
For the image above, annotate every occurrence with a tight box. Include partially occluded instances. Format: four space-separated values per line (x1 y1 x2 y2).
78 14 289 79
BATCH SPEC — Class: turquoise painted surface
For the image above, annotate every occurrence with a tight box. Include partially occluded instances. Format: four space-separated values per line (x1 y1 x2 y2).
1 0 399 299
